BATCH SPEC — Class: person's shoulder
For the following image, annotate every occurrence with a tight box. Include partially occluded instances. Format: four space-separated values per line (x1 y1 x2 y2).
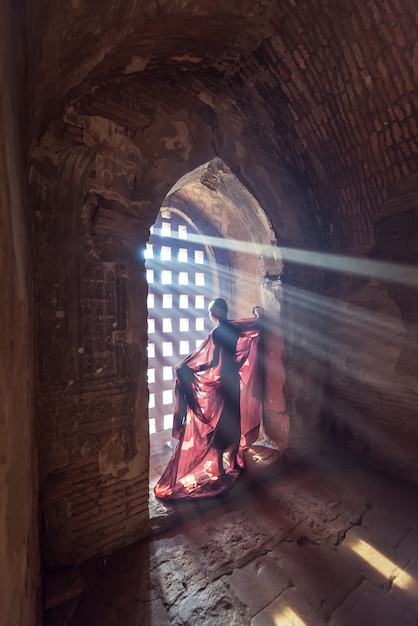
233 317 258 326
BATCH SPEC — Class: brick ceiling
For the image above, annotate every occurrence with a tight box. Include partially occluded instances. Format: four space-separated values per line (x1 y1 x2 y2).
28 0 418 252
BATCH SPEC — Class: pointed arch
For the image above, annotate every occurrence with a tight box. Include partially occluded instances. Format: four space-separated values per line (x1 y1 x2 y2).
148 158 286 480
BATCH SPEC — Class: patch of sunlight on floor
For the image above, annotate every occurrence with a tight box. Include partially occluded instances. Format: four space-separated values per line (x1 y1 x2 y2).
273 607 307 626
350 538 415 591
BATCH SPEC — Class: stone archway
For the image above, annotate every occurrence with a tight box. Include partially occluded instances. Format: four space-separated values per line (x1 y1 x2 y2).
29 102 318 569
163 158 281 317
148 158 287 483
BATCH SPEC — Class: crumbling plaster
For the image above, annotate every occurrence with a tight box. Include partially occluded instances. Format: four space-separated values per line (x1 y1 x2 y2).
23 0 418 595
2 0 418 623
30 82 324 567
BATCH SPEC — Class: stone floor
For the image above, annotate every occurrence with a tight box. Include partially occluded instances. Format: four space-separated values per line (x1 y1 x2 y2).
69 443 418 626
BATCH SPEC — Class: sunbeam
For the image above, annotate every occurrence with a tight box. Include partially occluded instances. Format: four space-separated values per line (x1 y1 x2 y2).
147 230 418 287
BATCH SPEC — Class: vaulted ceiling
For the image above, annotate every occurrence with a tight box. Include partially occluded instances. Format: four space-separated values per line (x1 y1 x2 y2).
27 0 418 251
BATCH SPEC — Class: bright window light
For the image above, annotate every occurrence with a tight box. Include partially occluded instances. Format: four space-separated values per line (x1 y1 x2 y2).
161 270 172 284
178 248 188 262
179 272 189 285
164 414 173 430
162 294 172 308
195 272 205 286
195 250 204 264
147 209 220 448
180 340 190 354
180 318 189 332
163 318 172 333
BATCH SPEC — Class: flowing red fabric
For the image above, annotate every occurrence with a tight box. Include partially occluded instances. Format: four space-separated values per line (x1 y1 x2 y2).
154 318 263 500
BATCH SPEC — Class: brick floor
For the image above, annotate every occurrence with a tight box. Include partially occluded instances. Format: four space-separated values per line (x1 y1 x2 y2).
68 444 418 626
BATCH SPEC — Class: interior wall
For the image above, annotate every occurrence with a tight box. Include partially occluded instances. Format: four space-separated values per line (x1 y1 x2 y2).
31 145 153 569
326 172 418 484
30 94 325 567
167 161 280 317
0 1 39 625
8 0 418 617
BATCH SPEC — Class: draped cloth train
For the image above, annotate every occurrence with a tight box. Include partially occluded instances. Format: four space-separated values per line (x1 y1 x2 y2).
154 318 263 500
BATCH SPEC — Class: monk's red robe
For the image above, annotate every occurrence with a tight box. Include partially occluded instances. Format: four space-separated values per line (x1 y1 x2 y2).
154 318 263 500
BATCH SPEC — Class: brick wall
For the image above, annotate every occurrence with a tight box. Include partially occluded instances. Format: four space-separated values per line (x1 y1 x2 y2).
26 0 418 571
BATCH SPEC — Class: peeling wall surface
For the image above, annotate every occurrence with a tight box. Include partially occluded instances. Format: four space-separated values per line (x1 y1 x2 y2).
10 0 418 586
31 131 153 566
0 2 39 625
30 101 319 567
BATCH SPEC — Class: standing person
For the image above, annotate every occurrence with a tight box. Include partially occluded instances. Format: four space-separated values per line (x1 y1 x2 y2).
154 298 264 500
203 298 247 476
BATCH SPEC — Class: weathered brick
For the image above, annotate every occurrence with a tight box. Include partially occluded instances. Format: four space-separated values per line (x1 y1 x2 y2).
367 0 382 24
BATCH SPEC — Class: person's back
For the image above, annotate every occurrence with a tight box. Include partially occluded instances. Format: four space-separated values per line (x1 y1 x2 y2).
154 297 264 498
212 319 240 378
207 301 242 464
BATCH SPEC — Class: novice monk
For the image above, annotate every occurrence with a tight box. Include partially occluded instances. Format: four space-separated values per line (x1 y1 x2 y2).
154 298 264 500
203 298 247 475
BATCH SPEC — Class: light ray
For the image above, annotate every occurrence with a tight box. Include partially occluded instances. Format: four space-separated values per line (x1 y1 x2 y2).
284 284 399 334
147 231 418 287
271 283 410 388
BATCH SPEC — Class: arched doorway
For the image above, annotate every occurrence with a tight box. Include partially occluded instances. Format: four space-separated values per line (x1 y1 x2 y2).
147 158 285 483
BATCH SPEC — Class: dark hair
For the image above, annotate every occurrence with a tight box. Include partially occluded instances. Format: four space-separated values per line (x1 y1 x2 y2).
210 298 228 314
